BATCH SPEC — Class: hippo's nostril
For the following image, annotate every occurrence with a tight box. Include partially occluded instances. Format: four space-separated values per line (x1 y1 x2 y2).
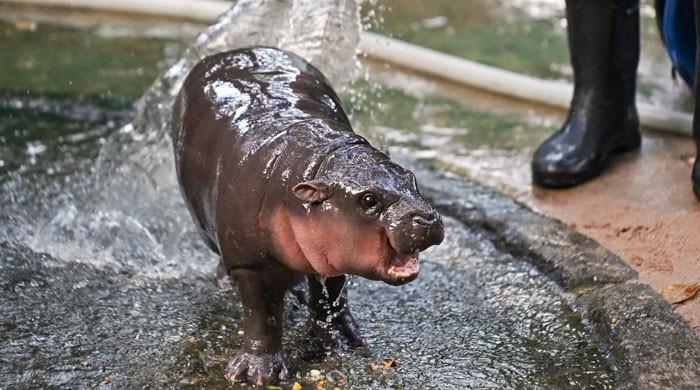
412 215 431 226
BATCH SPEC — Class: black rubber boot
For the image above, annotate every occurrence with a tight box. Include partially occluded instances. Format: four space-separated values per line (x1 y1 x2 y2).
693 0 700 199
532 0 641 188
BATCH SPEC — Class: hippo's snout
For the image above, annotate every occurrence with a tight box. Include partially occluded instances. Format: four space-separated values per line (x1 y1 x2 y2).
390 210 444 255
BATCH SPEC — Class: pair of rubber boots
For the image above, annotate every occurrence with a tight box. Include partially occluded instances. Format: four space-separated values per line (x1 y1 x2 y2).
531 0 700 199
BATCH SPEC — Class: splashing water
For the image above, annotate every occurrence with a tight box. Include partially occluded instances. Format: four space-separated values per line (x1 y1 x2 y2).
313 274 354 326
11 0 363 278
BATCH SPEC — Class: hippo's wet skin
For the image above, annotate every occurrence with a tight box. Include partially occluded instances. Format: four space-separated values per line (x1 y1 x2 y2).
172 47 444 385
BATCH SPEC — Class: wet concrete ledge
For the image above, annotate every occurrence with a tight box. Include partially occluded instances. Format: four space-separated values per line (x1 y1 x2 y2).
577 284 700 389
412 164 637 291
406 159 700 388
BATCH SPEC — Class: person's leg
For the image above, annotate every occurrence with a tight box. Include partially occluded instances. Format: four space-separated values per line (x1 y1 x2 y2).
693 0 700 199
532 0 641 188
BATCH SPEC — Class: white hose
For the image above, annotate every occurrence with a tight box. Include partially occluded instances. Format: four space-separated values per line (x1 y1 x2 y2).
1 0 229 21
2 0 694 135
360 32 694 136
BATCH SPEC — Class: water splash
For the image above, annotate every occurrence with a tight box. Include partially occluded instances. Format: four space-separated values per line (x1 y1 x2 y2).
312 274 354 326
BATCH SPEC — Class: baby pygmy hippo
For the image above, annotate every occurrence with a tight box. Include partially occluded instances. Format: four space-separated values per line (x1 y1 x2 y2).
172 46 444 385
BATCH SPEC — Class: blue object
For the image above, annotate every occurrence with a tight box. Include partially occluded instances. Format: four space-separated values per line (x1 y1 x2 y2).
662 0 697 88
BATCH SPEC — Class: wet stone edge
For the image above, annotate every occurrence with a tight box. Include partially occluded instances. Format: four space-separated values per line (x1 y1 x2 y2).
405 160 637 290
574 283 700 389
400 157 700 387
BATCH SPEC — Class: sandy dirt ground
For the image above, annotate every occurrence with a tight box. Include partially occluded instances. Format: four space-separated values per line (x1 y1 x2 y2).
525 132 700 334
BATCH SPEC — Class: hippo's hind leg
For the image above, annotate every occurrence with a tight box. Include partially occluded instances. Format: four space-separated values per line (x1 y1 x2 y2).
307 275 366 347
198 231 233 289
226 267 294 385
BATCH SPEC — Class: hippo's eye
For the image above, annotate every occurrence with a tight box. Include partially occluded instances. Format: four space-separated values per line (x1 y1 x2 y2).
360 193 381 215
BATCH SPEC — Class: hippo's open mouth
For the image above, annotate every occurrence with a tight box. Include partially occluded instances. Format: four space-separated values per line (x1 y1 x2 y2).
384 240 419 285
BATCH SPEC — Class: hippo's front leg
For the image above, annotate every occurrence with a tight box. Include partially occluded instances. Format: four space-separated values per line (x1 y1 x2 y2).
226 267 291 385
308 275 365 347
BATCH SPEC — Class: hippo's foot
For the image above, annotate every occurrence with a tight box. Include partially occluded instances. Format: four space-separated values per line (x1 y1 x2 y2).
310 311 366 348
331 311 366 347
225 350 288 385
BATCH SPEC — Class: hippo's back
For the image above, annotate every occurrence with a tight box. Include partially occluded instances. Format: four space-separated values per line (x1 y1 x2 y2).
173 47 350 145
171 47 355 252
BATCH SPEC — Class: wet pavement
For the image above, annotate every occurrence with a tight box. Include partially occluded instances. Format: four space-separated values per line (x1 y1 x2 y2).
0 211 619 389
1 1 700 388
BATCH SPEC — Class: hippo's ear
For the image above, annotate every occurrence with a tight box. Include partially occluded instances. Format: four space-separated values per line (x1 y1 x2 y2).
293 181 331 203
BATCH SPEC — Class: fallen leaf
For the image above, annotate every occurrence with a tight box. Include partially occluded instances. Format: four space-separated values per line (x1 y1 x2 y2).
314 380 327 390
292 383 303 390
382 358 397 368
14 21 37 31
662 283 700 304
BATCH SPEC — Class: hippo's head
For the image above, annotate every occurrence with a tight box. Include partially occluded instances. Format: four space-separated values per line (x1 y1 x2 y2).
289 145 444 285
